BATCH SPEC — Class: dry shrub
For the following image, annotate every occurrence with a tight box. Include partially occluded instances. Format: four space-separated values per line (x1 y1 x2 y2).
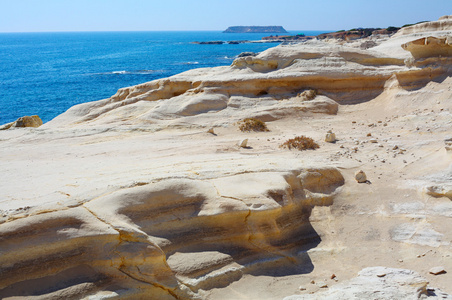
299 89 317 101
238 118 269 132
280 136 319 151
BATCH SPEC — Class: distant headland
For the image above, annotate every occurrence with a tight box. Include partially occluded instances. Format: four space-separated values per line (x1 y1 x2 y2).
223 26 288 33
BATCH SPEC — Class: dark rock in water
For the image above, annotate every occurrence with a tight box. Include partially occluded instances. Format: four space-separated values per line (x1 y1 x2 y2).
237 52 258 58
201 41 224 45
192 41 224 45
227 40 249 44
223 26 288 33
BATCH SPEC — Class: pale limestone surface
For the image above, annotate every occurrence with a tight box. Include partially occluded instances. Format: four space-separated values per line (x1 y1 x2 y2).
0 16 452 300
284 267 452 300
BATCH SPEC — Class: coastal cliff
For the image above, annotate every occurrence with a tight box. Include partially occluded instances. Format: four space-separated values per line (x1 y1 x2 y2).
0 16 451 300
223 26 287 33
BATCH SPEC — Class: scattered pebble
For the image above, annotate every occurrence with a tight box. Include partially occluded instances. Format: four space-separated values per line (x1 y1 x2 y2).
207 128 215 134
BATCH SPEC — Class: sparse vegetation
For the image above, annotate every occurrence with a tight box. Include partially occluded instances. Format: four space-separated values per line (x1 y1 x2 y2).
298 89 317 101
238 118 269 132
402 21 428 28
280 136 319 151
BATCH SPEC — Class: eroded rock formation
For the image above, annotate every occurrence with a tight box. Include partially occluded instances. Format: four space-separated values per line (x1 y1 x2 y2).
1 15 451 300
0 168 344 299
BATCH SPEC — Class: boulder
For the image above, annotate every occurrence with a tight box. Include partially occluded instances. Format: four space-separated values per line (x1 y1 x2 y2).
0 115 43 130
429 266 446 275
355 170 367 183
401 36 452 60
325 132 336 143
238 138 248 148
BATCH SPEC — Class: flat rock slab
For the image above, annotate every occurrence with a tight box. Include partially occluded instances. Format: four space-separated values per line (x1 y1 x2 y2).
430 266 447 275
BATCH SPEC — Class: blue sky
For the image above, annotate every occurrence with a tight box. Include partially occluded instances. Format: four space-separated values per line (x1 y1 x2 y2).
0 0 450 32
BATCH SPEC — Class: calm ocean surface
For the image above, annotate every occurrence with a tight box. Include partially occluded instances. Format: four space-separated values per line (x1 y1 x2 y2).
0 31 326 124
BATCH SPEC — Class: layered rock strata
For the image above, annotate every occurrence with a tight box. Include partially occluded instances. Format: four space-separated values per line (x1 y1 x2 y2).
1 16 452 300
0 167 344 299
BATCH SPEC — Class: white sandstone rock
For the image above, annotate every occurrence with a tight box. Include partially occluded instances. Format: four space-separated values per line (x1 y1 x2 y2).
325 132 336 143
238 138 248 148
429 266 446 275
284 267 452 300
355 170 367 183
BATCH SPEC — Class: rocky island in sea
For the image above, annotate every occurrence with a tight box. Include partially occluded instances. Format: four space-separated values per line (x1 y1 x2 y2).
0 15 452 300
223 25 287 33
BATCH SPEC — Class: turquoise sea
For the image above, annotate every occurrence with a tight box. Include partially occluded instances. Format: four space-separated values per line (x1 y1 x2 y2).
0 31 326 124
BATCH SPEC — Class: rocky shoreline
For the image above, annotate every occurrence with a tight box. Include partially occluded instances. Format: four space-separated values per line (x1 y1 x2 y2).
1 15 451 300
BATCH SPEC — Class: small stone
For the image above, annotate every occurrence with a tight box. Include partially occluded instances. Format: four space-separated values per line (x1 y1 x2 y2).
393 145 399 150
355 170 367 183
299 286 306 291
376 272 386 277
370 139 378 143
207 128 215 134
310 280 315 284
325 132 336 143
238 139 248 148
339 145 344 148
399 259 403 262
330 274 336 280
316 281 328 288
429 266 446 275
367 133 372 137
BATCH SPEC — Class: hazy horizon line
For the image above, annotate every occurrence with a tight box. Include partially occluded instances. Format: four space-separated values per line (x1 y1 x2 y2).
0 29 335 34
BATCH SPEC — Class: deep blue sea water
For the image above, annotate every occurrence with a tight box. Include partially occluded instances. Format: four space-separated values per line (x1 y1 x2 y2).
0 31 326 124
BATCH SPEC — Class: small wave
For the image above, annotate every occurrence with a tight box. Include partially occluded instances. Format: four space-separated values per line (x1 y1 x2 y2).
184 62 199 65
94 69 161 75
